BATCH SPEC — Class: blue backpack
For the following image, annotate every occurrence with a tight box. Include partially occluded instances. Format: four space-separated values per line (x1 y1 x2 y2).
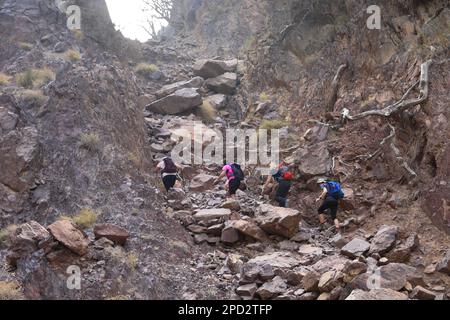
326 181 345 199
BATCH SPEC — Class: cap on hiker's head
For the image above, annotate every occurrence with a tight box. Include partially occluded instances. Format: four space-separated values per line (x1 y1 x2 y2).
317 178 327 184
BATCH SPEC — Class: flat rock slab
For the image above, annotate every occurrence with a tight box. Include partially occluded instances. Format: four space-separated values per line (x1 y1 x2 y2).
93 224 130 245
48 220 89 256
146 88 202 115
341 238 371 258
193 208 231 222
346 289 408 300
155 77 204 99
256 204 300 238
205 73 237 95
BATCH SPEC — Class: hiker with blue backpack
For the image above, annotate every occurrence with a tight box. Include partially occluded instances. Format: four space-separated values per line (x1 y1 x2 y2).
214 162 244 199
315 178 345 231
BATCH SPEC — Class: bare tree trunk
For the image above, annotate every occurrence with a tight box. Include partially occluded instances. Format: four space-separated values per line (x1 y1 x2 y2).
325 64 347 113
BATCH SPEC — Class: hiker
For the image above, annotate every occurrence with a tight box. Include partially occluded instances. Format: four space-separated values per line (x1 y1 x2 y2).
214 162 244 199
155 157 183 192
263 162 294 207
315 178 344 230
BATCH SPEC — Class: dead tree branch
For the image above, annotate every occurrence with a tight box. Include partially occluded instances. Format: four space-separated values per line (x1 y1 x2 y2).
342 60 432 121
325 63 347 113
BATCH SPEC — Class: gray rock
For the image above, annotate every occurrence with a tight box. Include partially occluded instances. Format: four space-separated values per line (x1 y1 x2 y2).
255 276 287 300
204 94 227 110
256 204 300 238
221 224 240 244
193 59 229 79
236 283 258 297
436 250 450 275
302 271 320 292
193 208 231 222
341 238 371 258
54 42 68 53
410 286 436 300
346 289 408 300
146 88 202 115
155 77 204 99
293 143 332 178
369 225 398 255
189 174 216 192
205 73 237 95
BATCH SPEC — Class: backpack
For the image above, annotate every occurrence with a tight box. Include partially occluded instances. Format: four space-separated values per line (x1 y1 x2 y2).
162 158 177 174
273 166 293 181
230 163 244 180
282 171 294 180
326 181 345 199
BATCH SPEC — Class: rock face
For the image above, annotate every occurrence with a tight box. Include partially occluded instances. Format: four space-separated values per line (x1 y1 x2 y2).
341 238 371 258
369 225 398 255
47 220 89 256
256 204 300 238
386 233 419 263
155 77 204 99
93 224 130 245
189 174 216 192
346 289 408 300
146 88 202 114
193 59 231 78
193 208 231 222
205 73 237 95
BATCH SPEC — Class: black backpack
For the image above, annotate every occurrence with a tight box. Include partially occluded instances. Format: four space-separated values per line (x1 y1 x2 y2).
162 158 177 174
230 163 244 180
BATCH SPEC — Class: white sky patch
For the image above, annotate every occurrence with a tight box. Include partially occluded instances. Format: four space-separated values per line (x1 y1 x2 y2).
105 0 166 42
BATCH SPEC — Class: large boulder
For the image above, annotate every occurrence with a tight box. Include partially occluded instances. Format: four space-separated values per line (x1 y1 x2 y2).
189 174 216 192
145 88 202 115
193 208 231 222
293 144 332 178
6 221 51 266
47 220 89 256
369 225 398 255
346 289 408 300
341 238 371 258
193 59 231 79
386 233 419 263
93 224 130 245
155 77 204 99
230 220 268 242
256 204 300 238
205 73 237 95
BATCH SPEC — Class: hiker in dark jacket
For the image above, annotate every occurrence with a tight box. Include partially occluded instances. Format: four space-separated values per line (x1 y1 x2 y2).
315 178 342 230
263 161 294 207
155 157 183 192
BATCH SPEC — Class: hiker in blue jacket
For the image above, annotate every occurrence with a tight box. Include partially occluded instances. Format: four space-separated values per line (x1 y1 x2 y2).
315 178 344 231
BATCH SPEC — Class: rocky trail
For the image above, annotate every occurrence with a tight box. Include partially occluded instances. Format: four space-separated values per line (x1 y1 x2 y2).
1 0 449 301
136 58 450 300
